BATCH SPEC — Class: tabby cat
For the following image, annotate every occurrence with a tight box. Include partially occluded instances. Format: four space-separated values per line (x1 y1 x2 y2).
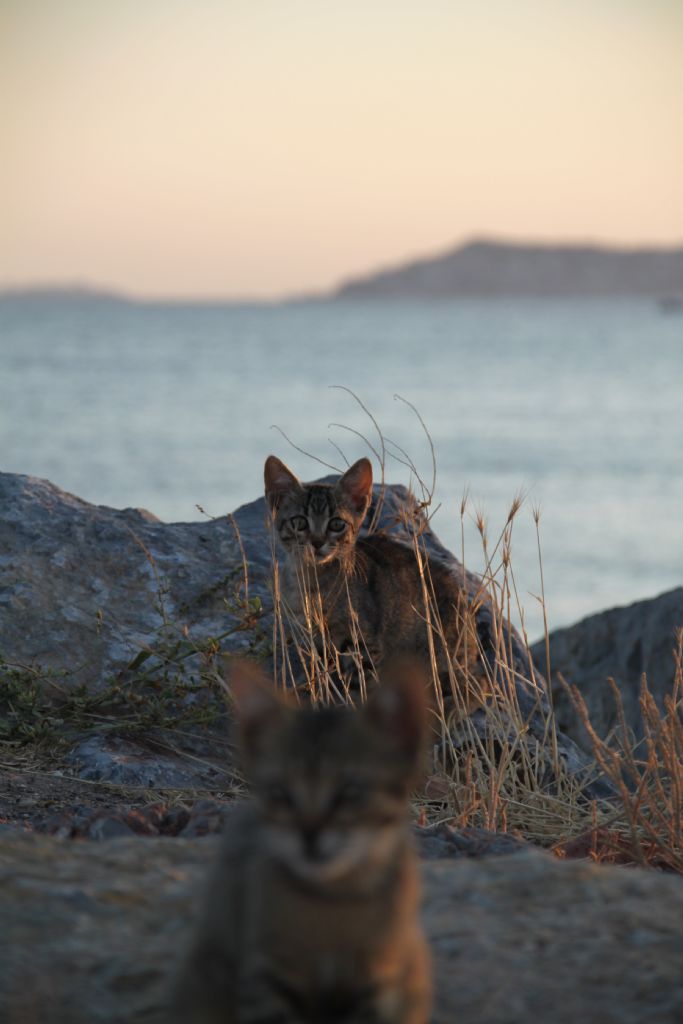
264 454 486 712
171 659 432 1024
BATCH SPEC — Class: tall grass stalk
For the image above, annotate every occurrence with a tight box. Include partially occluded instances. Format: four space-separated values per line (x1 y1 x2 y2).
263 396 682 869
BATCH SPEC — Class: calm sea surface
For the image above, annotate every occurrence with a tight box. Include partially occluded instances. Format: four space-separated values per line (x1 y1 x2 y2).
1 296 681 640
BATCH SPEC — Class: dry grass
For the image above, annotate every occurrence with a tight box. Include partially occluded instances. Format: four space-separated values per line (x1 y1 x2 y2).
3 393 680 871
554 635 683 871
262 396 683 871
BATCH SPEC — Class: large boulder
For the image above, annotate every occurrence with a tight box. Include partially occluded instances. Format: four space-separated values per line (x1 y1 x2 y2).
533 588 683 751
0 470 531 691
0 471 271 686
0 471 608 797
1 830 682 1024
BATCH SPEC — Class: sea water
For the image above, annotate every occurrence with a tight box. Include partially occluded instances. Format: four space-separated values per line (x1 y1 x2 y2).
1 295 681 639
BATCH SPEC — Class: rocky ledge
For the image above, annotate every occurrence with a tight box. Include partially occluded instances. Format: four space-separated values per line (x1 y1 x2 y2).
0 470 620 803
1 831 682 1024
532 587 683 751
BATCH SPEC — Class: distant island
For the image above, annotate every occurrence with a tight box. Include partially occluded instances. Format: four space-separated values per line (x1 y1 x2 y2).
0 285 132 304
332 239 683 300
3 239 683 305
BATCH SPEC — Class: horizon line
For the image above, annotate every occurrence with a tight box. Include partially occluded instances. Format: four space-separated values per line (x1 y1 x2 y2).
3 233 683 305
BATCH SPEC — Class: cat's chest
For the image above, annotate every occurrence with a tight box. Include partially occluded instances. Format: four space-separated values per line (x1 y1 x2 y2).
257 854 411 947
281 562 352 620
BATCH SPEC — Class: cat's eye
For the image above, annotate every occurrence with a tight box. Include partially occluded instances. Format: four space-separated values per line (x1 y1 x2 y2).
289 515 308 532
328 517 347 533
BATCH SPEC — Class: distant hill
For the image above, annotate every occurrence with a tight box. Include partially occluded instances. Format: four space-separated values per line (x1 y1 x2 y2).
0 286 131 304
332 239 683 299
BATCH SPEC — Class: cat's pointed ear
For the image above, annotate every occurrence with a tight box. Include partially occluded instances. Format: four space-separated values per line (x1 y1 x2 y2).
229 658 286 754
264 455 301 511
365 658 428 761
337 457 373 517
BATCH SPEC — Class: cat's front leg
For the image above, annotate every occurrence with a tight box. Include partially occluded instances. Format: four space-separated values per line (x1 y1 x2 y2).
351 943 431 1024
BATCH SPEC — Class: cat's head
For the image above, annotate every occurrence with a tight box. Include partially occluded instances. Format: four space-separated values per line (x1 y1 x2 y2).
264 455 373 566
230 659 427 886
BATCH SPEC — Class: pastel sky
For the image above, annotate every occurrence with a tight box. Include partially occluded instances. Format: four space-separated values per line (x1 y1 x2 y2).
2 0 682 299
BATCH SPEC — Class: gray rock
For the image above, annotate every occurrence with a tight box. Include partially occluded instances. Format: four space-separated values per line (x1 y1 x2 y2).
0 470 526 691
87 816 136 841
533 588 683 751
415 822 527 859
1 831 682 1024
0 471 261 687
67 735 224 790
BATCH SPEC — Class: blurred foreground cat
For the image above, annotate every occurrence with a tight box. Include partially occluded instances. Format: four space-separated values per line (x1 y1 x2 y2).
172 660 431 1024
265 454 486 712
